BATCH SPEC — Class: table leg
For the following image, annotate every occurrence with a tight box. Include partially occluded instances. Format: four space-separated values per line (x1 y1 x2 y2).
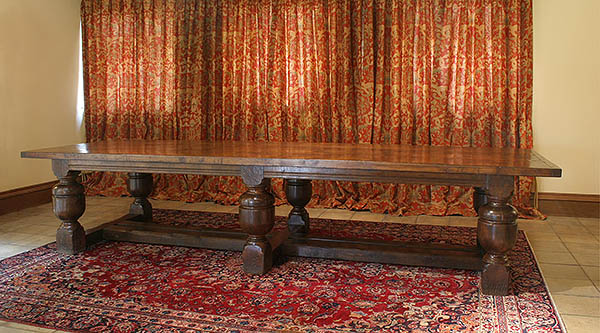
285 179 312 237
127 173 153 222
52 169 86 254
478 176 518 296
474 187 488 249
239 176 275 275
473 187 488 213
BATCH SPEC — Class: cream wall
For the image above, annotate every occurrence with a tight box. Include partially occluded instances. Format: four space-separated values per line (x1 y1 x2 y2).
533 0 600 195
0 0 83 192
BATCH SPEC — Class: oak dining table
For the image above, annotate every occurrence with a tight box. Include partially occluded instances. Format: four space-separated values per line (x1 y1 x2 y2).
21 140 561 296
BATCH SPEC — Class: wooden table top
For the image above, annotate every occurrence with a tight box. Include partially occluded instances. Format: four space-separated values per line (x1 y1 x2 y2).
21 140 561 177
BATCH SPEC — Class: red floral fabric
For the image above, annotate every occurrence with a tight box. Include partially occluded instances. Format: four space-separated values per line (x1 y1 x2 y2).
81 0 539 217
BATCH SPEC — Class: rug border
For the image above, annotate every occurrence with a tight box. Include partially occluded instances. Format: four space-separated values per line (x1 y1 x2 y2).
0 213 567 333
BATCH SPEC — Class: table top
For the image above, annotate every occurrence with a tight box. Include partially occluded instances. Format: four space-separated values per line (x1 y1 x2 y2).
21 140 561 177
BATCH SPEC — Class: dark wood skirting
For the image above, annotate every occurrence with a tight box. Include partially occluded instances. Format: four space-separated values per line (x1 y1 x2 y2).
0 181 57 216
537 199 599 218
538 192 600 203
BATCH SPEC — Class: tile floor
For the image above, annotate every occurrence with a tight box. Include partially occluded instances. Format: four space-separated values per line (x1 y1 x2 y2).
0 196 598 332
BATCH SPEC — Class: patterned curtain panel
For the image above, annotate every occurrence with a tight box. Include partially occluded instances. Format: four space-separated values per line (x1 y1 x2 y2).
81 0 539 217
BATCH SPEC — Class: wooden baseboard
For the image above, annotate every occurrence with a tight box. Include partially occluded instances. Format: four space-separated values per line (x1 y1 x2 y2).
0 181 57 216
538 192 600 203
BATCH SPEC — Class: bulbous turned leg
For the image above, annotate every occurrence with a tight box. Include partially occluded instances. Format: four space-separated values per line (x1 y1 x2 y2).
285 179 312 237
477 176 518 296
127 173 153 222
53 171 86 254
239 179 275 275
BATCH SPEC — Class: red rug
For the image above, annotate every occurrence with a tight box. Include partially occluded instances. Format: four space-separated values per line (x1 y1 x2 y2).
0 209 564 332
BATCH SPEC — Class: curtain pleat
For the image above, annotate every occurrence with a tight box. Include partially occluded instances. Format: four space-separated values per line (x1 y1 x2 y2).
81 0 539 217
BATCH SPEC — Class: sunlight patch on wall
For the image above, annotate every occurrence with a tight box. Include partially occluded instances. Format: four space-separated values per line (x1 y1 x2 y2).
76 23 85 139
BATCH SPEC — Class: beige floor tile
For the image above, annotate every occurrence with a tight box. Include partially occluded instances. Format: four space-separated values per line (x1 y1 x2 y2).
0 232 55 247
0 326 37 333
12 224 57 236
14 215 60 227
18 214 57 224
581 222 600 233
79 218 115 229
81 219 114 230
539 263 589 280
534 250 578 265
547 216 582 226
382 215 418 224
578 217 600 225
86 196 128 206
0 215 58 228
580 221 599 233
82 207 129 219
14 202 53 212
449 216 477 227
0 244 32 259
582 266 600 282
23 236 56 248
0 211 38 221
0 321 57 332
552 295 600 317
551 224 591 235
586 228 600 238
517 221 553 233
572 252 600 267
178 202 212 211
199 204 237 213
0 232 36 245
559 233 599 244
108 196 131 205
306 208 325 218
80 215 125 226
178 202 238 213
529 240 569 253
416 215 450 226
0 222 23 233
561 315 600 333
3 210 55 222
148 199 187 210
351 211 385 222
275 205 293 217
80 212 114 222
525 231 561 242
545 277 600 296
319 209 355 220
84 204 127 214
84 214 129 226
564 242 600 255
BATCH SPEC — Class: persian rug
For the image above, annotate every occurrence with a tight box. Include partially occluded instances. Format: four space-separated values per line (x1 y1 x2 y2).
0 209 564 332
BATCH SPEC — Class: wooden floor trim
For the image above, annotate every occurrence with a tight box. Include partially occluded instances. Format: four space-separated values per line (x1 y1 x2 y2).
538 192 600 203
0 181 57 216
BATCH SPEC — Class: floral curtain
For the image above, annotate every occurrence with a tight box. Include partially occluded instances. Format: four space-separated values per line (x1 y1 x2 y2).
81 0 539 217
